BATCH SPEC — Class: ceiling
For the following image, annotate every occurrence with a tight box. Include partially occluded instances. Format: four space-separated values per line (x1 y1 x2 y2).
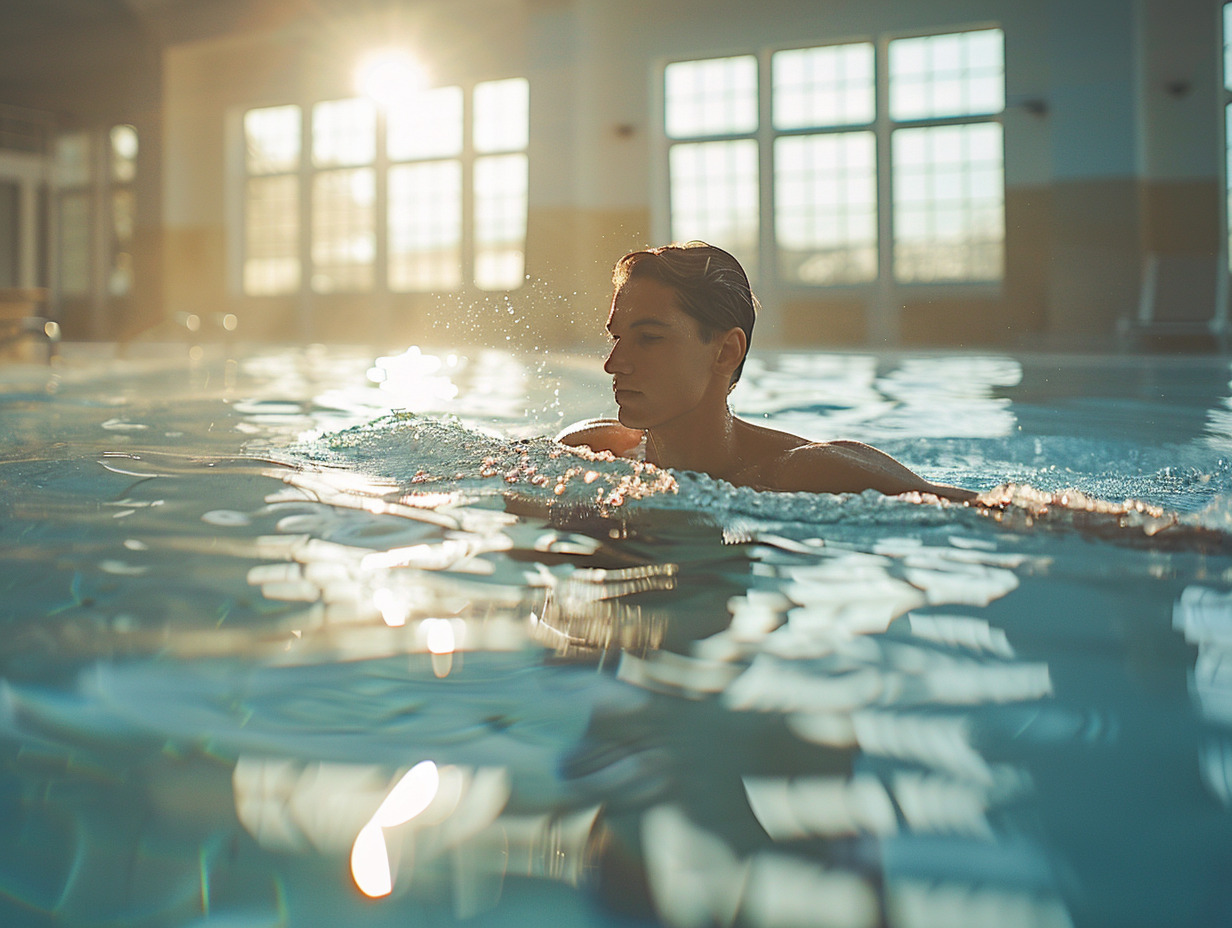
0 0 436 119
0 0 268 116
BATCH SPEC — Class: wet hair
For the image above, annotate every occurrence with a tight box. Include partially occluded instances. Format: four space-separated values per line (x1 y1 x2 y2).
612 241 758 385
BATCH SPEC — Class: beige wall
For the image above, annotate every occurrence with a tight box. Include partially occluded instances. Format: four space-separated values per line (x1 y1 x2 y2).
150 0 1228 352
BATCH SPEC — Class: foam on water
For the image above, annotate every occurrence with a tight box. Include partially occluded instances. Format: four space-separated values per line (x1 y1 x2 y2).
289 410 1232 556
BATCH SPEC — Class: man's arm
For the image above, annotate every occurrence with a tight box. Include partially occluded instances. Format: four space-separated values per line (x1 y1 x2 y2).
554 418 645 457
772 440 976 502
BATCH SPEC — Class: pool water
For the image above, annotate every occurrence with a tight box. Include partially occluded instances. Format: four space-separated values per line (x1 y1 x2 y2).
2 343 1232 928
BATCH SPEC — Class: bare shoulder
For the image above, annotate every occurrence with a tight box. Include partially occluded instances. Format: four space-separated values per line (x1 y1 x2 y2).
767 439 976 502
554 418 644 457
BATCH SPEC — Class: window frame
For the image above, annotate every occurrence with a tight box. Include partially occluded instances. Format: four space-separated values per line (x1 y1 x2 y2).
1216 2 1232 338
235 76 530 301
656 26 1006 332
54 124 138 321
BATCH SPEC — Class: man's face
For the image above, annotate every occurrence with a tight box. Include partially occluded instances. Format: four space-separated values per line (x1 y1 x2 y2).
603 276 719 430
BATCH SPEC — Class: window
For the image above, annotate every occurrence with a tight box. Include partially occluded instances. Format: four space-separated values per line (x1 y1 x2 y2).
240 77 529 298
893 122 1003 282
53 124 139 302
664 56 760 274
244 105 301 295
1224 3 1232 267
55 131 92 296
473 78 530 289
310 98 376 292
888 30 1004 121
388 87 463 290
668 140 759 265
108 125 137 297
772 43 877 285
888 29 1004 282
663 28 1005 290
776 132 877 284
389 159 462 291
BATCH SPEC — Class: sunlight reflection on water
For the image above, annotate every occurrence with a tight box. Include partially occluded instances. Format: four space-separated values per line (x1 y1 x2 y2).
2 345 1232 927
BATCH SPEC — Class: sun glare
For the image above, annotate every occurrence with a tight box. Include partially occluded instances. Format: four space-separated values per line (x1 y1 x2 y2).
355 48 428 109
350 760 441 898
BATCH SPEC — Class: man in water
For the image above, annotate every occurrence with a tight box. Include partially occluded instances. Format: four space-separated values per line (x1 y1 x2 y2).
556 242 976 503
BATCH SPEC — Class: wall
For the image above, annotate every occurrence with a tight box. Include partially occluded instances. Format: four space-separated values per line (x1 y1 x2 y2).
155 0 1228 352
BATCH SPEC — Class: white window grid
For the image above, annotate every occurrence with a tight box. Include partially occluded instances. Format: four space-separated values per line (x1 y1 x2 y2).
311 167 376 293
661 28 1005 293
474 152 529 290
775 131 877 285
1224 3 1232 269
668 139 760 264
55 126 139 302
240 78 528 297
244 174 300 295
55 132 93 297
388 159 463 291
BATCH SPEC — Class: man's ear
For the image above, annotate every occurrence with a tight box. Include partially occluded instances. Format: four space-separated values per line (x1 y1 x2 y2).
715 327 747 379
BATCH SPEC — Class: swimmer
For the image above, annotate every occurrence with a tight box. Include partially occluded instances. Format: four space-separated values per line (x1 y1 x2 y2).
556 242 977 503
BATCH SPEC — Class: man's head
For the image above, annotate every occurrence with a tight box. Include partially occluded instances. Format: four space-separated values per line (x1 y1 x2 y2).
611 242 758 386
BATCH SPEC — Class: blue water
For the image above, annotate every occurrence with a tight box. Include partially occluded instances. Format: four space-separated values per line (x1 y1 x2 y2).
2 344 1232 927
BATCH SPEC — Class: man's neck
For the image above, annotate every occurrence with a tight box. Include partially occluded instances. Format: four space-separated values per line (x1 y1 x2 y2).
645 393 739 478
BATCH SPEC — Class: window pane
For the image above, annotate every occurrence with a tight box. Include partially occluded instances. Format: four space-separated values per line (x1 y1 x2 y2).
474 78 529 154
112 188 134 243
311 167 374 292
245 174 300 295
58 193 90 295
669 139 759 276
109 251 133 297
110 125 138 184
55 132 92 187
773 43 874 129
1226 3 1232 92
388 86 464 161
312 98 375 168
665 56 758 138
389 160 463 291
474 153 528 289
245 105 300 175
776 132 877 284
111 188 135 297
889 29 1004 120
892 123 1004 282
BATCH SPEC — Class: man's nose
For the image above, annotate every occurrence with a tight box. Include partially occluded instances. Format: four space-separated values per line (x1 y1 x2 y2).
603 341 631 375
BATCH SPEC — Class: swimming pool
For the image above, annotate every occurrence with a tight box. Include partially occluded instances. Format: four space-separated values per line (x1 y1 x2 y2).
2 342 1231 927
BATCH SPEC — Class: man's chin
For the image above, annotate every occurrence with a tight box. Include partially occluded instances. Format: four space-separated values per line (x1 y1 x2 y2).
615 407 645 429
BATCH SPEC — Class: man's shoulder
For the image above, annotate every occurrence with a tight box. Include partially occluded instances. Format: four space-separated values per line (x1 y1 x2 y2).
554 418 644 456
770 439 976 500
758 439 900 493
770 440 864 482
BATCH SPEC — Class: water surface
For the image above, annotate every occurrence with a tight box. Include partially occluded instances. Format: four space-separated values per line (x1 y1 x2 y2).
1 344 1231 928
